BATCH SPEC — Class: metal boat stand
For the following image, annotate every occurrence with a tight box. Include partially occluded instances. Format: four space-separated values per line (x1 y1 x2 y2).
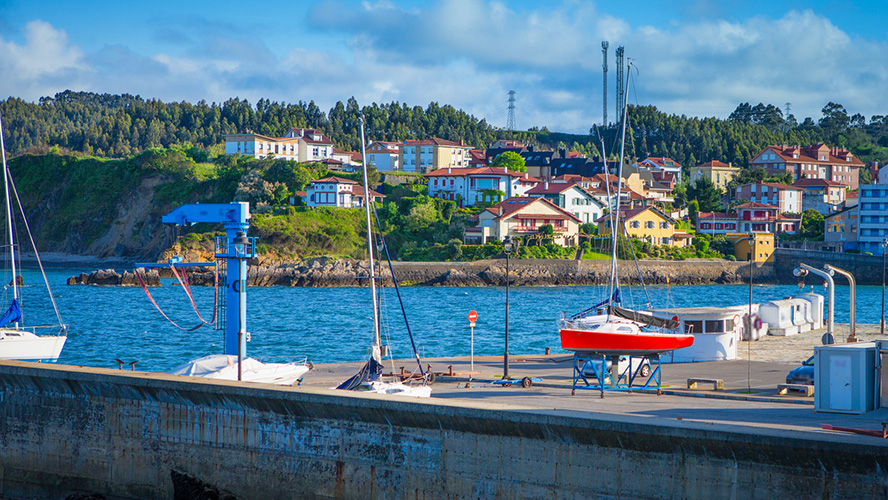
570 353 662 398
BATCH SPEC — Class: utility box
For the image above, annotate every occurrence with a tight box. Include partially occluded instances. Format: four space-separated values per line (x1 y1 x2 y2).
815 342 877 414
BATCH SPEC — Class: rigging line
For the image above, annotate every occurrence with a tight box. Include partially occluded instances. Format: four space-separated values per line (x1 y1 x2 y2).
621 214 654 309
169 264 218 325
7 172 65 328
134 268 205 331
371 203 425 378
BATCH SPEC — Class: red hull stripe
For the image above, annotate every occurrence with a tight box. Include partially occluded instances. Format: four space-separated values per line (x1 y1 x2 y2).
560 329 694 354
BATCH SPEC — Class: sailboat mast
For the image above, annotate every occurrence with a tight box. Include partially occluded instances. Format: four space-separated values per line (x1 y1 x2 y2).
0 111 17 303
611 62 632 307
359 116 381 348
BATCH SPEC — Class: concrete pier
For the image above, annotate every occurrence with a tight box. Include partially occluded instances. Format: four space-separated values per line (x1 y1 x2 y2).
1 347 888 500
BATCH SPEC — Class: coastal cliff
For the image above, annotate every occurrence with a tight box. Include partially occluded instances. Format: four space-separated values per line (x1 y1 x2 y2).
69 258 773 287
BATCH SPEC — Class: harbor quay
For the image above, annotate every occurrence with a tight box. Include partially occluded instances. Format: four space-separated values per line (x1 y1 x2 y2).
2 324 888 500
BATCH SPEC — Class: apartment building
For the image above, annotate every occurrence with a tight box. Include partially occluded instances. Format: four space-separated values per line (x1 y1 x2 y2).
749 144 863 189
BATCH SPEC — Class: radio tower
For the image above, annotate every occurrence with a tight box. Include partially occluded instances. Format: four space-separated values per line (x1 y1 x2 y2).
601 41 608 126
615 46 625 121
507 90 516 131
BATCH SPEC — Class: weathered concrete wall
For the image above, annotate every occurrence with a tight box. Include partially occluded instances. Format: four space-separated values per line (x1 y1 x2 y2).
1 361 885 500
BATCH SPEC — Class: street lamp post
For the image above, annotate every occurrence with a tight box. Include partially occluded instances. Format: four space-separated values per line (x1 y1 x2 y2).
503 236 517 380
233 231 251 381
746 234 754 393
882 238 888 336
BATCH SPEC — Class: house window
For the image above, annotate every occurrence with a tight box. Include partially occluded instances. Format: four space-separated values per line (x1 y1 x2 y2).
660 221 669 229
630 221 640 228
645 221 655 229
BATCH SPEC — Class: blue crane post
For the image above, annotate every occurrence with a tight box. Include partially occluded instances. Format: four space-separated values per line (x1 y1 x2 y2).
160 202 254 357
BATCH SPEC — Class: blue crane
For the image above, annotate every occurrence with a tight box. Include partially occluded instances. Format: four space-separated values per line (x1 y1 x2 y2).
136 202 256 358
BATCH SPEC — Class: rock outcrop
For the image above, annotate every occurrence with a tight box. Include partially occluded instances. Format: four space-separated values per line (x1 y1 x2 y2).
68 258 774 287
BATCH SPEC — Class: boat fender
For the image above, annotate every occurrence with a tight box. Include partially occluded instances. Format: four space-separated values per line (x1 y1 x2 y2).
733 315 741 326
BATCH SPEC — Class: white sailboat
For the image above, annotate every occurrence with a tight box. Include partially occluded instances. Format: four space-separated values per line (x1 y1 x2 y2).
335 116 431 398
166 354 311 385
0 111 67 362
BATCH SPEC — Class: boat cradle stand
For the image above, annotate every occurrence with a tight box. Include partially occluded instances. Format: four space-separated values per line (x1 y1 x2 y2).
570 353 662 398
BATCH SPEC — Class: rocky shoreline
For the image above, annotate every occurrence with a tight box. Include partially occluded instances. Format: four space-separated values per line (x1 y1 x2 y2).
67 258 774 287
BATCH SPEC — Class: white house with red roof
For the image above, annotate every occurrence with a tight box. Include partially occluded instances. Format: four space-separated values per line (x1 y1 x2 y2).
364 141 400 171
305 177 384 208
525 181 606 224
696 212 741 235
464 197 580 246
749 144 863 189
424 166 540 207
223 128 334 163
640 157 683 176
734 182 802 213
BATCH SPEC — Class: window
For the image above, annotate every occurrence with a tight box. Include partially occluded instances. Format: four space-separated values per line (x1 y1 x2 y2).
685 320 702 333
660 221 669 229
630 220 640 228
645 221 655 229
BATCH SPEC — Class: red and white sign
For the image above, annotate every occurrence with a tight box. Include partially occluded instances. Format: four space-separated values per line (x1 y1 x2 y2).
468 310 478 323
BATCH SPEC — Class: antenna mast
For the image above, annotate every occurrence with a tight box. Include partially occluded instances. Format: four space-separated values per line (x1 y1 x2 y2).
616 46 625 123
601 41 608 126
507 90 516 131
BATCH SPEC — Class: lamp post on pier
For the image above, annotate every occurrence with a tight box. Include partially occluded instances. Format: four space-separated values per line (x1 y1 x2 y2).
233 231 251 381
503 235 518 380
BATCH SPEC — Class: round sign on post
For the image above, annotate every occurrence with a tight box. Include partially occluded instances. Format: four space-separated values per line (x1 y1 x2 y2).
468 310 478 324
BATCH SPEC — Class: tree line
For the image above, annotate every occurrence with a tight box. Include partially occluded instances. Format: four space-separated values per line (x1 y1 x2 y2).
2 91 886 176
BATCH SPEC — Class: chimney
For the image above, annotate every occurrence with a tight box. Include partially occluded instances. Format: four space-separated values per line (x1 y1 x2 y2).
448 166 451 174
544 181 549 189
559 148 567 158
498 207 503 217
524 172 528 179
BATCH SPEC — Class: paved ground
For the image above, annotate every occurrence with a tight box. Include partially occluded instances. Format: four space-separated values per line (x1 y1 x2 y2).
300 323 888 447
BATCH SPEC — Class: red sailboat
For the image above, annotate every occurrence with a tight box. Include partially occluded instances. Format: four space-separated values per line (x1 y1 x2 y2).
559 63 693 358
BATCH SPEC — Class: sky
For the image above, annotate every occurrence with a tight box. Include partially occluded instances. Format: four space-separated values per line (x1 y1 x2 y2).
1 0 887 135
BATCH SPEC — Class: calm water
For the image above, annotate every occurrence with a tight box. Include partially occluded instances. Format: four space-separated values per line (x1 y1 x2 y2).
10 267 887 372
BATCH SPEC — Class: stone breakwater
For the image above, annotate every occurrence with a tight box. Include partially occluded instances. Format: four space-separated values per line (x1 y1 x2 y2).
68 258 775 287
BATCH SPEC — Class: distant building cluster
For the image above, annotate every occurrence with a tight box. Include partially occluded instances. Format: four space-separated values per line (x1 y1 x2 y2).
223 130 884 258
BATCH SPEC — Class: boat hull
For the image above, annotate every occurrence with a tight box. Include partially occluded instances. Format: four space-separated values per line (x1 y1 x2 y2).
0 330 66 362
560 328 694 356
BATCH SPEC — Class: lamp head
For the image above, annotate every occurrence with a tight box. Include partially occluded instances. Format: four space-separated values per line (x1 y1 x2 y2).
233 231 249 254
503 236 513 254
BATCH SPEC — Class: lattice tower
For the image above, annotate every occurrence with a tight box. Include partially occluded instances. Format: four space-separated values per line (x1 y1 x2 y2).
507 90 516 131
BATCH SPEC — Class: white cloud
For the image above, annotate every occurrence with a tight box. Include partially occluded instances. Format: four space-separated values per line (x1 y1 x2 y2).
0 20 90 100
3 3 888 137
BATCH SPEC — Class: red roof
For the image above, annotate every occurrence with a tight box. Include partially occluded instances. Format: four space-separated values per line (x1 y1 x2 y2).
733 202 779 210
643 157 683 168
761 144 864 167
352 185 385 198
483 197 580 222
696 211 734 220
792 178 844 187
596 205 673 224
526 182 582 195
737 181 802 191
846 191 859 198
313 176 357 184
424 166 540 181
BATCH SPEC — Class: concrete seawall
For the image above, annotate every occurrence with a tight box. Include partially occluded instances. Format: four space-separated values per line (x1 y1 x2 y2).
1 361 887 499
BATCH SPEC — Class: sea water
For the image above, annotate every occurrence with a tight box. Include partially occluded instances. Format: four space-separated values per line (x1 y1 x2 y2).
9 267 886 372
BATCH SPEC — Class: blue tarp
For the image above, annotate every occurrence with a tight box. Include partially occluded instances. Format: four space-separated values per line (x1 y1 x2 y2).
336 356 383 390
0 299 21 328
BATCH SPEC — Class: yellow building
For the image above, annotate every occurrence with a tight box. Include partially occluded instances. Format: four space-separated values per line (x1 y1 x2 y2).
727 232 775 262
597 206 692 248
689 160 741 192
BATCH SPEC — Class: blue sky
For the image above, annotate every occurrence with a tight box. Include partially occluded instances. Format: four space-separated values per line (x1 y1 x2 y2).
2 0 887 135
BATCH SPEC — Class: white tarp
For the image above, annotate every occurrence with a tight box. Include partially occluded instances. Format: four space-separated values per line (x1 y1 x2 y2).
166 354 310 385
